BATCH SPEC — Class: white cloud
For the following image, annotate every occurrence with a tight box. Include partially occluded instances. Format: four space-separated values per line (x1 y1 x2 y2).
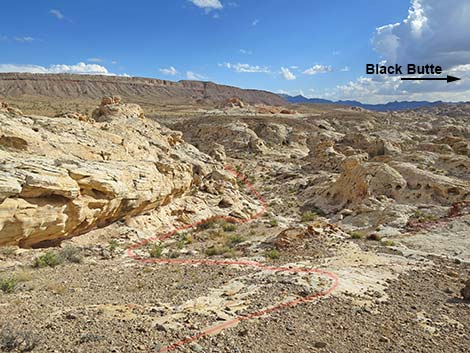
373 0 470 69
322 64 470 104
324 0 470 103
252 19 259 26
220 62 270 73
281 67 296 80
88 57 104 63
14 36 35 43
0 35 36 42
186 71 207 80
190 0 223 10
340 66 350 72
0 62 114 75
239 49 252 55
49 9 64 20
159 66 178 76
303 64 333 75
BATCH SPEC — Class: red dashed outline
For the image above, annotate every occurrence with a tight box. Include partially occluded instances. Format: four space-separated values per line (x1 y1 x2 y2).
127 165 339 352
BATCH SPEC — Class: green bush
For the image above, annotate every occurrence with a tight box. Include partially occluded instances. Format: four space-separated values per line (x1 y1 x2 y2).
301 211 317 223
222 223 237 232
381 240 396 247
350 231 365 239
198 219 218 230
149 244 163 258
264 249 280 260
33 251 64 268
0 278 17 294
269 218 278 227
205 245 229 257
108 240 119 254
226 235 244 247
412 210 438 223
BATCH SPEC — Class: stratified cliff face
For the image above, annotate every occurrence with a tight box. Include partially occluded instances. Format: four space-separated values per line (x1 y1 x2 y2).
0 98 259 248
0 73 286 106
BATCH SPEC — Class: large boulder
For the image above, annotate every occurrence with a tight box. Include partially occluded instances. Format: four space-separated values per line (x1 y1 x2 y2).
92 96 144 122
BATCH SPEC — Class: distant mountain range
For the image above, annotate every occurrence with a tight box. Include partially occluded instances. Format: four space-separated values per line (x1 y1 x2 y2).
279 94 454 112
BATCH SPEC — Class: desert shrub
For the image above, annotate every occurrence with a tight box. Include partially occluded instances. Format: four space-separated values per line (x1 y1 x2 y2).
381 240 396 247
169 251 180 259
149 244 163 258
59 245 82 264
33 251 64 268
350 231 365 239
0 325 38 352
301 211 317 223
412 210 438 223
205 245 229 257
269 218 278 227
222 223 237 232
226 235 244 247
0 247 16 257
108 240 119 254
198 219 218 230
0 278 17 294
264 249 280 260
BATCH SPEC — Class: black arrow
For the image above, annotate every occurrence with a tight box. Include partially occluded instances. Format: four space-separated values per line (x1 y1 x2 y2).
401 75 461 83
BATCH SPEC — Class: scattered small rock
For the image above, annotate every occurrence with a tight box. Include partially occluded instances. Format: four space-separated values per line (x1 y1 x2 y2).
313 341 327 349
461 279 470 300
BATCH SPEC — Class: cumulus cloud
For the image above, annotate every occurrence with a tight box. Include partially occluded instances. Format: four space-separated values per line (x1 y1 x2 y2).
159 66 178 76
324 66 470 104
280 67 296 80
373 0 470 69
325 0 470 103
49 9 64 20
220 62 270 73
190 0 223 10
303 64 332 75
186 71 207 80
0 62 114 75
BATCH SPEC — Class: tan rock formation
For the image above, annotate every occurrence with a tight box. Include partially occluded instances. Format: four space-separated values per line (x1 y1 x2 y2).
92 96 144 122
0 99 258 248
55 111 93 123
305 159 470 215
0 101 22 115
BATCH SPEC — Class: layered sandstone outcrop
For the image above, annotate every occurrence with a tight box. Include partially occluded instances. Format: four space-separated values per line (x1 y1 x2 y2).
0 99 258 247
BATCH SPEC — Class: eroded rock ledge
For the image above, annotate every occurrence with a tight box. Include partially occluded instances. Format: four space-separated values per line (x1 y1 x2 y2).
0 97 256 248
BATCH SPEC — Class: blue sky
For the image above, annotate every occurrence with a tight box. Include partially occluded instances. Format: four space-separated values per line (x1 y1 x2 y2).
1 0 469 103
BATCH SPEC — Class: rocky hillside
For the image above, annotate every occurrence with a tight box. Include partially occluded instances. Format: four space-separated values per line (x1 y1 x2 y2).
0 73 286 106
0 98 260 248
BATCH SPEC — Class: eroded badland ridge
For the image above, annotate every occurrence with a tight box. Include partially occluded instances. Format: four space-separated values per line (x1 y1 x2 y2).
0 75 469 353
